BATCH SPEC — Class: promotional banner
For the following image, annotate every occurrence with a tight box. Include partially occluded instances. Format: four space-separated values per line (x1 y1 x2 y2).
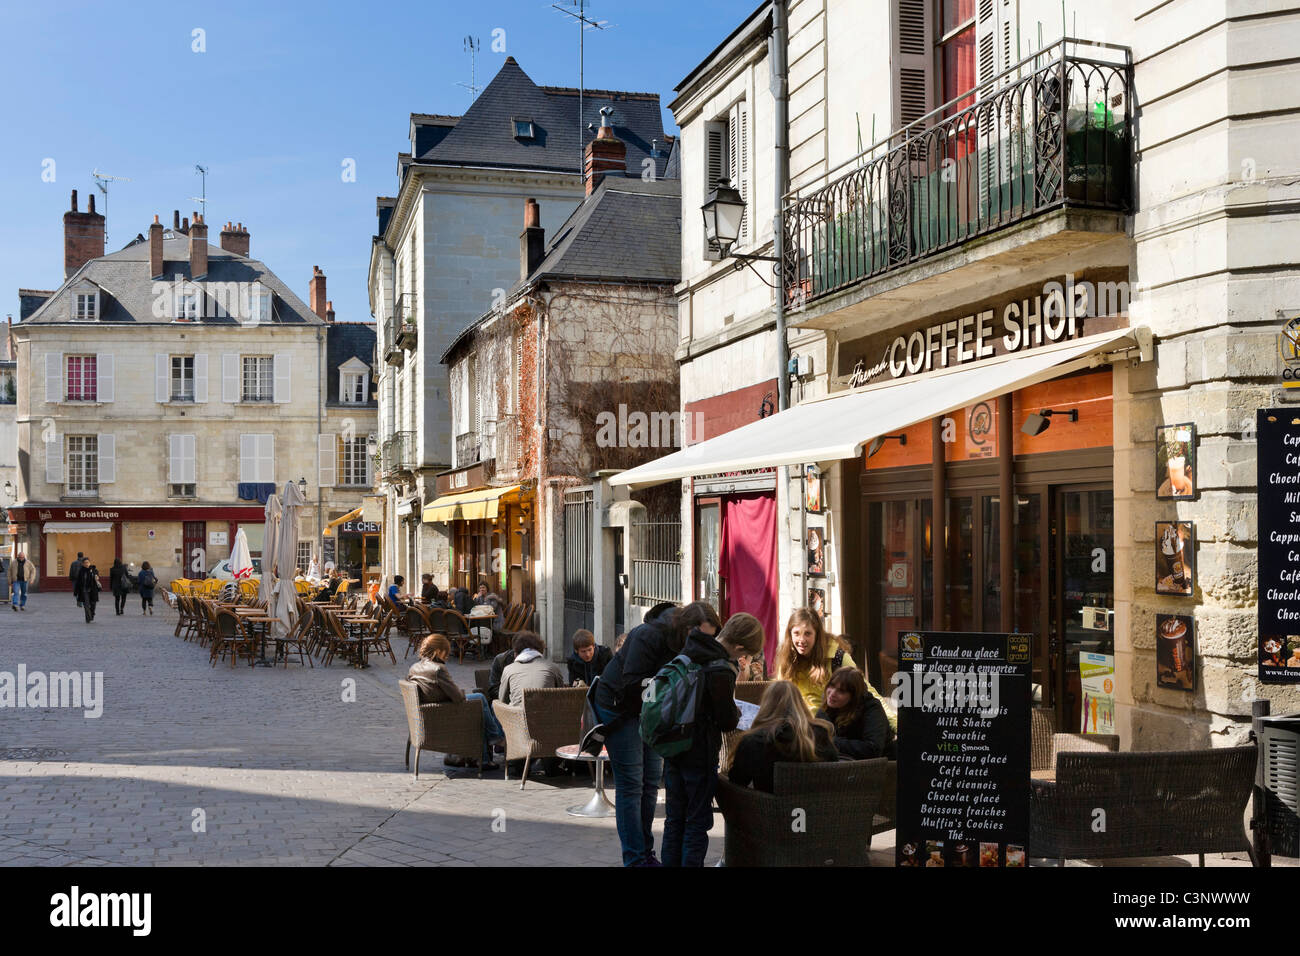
1255 409 1300 683
895 631 1031 867
1078 652 1115 734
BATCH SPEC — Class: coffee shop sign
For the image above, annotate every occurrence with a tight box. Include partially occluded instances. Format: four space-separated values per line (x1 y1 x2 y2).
847 276 1119 387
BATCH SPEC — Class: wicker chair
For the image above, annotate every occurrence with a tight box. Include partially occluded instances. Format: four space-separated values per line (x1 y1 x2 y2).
716 758 889 866
398 680 487 779
1030 706 1058 772
492 686 587 789
734 681 769 706
210 609 257 668
443 609 478 663
1029 745 1258 865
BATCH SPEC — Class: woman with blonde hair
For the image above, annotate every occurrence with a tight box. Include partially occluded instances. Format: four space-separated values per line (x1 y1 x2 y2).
725 680 838 792
775 608 896 731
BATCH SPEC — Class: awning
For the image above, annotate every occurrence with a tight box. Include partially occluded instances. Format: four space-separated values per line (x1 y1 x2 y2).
610 327 1149 489
43 522 114 534
422 485 520 523
323 507 362 537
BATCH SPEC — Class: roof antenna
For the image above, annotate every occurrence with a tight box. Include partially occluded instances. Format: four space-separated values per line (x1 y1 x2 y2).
91 168 132 250
552 0 613 180
457 36 482 100
190 164 209 220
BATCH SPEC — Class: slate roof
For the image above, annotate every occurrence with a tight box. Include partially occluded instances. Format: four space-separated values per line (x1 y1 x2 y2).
326 322 377 406
411 57 669 180
23 237 323 326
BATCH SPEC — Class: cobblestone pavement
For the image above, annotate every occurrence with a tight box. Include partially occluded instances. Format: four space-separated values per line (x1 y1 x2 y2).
0 594 1282 867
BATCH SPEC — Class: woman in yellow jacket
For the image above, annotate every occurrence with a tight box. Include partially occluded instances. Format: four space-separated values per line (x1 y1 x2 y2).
775 608 897 732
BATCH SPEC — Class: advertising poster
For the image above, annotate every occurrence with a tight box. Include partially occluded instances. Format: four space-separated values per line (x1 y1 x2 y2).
895 631 1031 868
1255 408 1300 683
1078 652 1115 734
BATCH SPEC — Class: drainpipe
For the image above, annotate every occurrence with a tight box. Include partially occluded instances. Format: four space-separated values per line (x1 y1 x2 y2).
316 327 324 564
772 0 791 412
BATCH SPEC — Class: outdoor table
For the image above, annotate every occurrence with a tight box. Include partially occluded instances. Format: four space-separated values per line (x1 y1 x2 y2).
239 614 277 666
467 606 495 649
555 745 614 818
326 609 375 668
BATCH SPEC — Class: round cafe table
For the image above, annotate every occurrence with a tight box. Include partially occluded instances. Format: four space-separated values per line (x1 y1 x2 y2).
555 745 615 818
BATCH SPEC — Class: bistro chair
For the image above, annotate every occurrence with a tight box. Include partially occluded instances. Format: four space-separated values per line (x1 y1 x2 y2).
210 609 257 668
271 608 314 668
320 610 362 667
492 687 587 789
442 608 479 663
398 680 486 779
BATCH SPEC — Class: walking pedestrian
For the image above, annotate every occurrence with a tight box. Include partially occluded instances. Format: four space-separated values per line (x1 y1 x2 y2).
592 600 721 867
70 551 84 606
10 551 29 611
77 558 100 623
661 611 764 867
109 558 130 615
137 561 157 615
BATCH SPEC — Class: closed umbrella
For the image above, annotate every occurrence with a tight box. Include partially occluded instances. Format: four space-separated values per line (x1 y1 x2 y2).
272 480 306 637
259 492 281 609
230 528 255 581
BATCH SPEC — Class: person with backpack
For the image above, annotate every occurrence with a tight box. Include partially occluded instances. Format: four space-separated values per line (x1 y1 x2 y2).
775 608 895 731
656 611 764 867
592 600 721 867
725 680 839 793
137 561 158 615
109 559 130 615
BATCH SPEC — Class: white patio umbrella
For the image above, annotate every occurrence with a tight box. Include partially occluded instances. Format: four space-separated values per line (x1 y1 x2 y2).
230 528 254 580
271 480 307 637
259 492 282 609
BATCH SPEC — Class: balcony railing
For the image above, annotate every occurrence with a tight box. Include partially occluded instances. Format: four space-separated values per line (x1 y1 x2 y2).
395 293 417 350
783 38 1132 309
381 431 415 475
455 431 480 468
383 314 404 366
495 415 520 482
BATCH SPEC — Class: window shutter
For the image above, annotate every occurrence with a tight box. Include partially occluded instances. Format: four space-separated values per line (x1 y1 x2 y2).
182 434 196 483
704 120 729 261
98 433 115 483
729 102 750 245
273 353 291 403
168 433 180 483
239 433 254 483
45 352 62 404
169 434 196 483
156 354 169 403
977 0 997 96
96 353 114 403
222 354 239 403
318 434 336 488
194 353 208 403
45 434 64 484
261 434 275 483
891 0 935 131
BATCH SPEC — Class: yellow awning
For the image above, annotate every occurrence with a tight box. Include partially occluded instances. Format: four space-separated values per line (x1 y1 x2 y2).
422 485 519 523
323 507 362 536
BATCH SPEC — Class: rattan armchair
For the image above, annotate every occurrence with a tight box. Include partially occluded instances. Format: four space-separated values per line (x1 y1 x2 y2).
210 609 257 668
716 758 889 866
492 686 586 789
1031 706 1058 772
398 680 487 779
1029 745 1258 865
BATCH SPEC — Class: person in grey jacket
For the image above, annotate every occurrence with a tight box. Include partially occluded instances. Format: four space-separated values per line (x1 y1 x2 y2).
498 632 566 708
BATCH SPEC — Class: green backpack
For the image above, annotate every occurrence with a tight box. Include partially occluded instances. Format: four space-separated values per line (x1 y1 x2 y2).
639 653 735 758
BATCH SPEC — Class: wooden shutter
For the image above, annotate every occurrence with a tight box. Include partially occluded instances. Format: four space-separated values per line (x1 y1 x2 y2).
729 102 750 245
318 434 336 488
45 352 62 404
891 0 935 131
273 353 291 403
260 435 274 483
169 434 196 484
704 119 729 260
194 353 208 403
45 434 64 484
222 354 239 403
96 353 114 403
239 434 254 483
156 354 169 403
98 433 115 483
977 0 998 97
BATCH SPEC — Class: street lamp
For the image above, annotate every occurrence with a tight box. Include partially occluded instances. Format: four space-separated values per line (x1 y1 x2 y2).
297 476 308 497
2 481 14 503
701 177 781 282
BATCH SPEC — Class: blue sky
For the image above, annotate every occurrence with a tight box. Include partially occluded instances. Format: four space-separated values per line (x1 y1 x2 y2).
1 0 757 325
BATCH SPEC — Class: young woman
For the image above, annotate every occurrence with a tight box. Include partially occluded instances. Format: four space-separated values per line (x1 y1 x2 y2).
109 559 130 616
725 680 839 793
406 633 504 771
137 562 157 615
775 608 896 731
816 667 894 759
662 612 765 867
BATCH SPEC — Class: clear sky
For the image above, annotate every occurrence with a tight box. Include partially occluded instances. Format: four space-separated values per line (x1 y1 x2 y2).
1 0 758 326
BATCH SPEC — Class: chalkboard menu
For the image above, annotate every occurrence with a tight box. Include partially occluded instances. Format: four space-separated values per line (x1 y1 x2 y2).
895 631 1032 867
1255 409 1300 684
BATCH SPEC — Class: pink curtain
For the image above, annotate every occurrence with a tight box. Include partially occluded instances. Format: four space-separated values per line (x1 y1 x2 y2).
718 492 779 669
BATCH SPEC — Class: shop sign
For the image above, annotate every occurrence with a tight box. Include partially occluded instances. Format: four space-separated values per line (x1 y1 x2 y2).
1278 312 1300 388
209 531 228 546
895 631 1031 867
339 521 381 535
1255 408 1300 683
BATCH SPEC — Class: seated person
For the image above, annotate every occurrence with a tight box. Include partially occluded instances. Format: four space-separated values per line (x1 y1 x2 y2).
725 680 838 793
498 631 566 708
452 587 472 616
815 667 893 760
566 629 613 687
319 572 341 599
387 575 411 607
486 646 515 702
406 633 503 770
420 573 438 603
471 582 505 627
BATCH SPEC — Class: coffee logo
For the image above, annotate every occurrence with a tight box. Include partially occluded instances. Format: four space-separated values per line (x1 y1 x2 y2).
968 402 993 446
1279 313 1300 388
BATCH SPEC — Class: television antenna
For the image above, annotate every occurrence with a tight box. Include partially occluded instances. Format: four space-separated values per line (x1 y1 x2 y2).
191 164 209 220
91 169 131 249
457 36 482 100
551 0 612 177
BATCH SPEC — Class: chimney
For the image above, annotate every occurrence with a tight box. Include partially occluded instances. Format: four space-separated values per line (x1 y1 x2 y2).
325 299 336 323
63 188 106 277
520 199 545 281
189 214 209 278
181 216 189 234
173 210 181 231
309 266 328 319
149 215 164 278
583 107 627 196
220 220 250 257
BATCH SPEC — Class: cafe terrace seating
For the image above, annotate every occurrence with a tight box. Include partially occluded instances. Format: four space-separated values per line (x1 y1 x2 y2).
398 679 486 779
492 687 587 789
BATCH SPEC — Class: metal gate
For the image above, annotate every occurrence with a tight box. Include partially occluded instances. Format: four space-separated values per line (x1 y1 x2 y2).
183 521 207 578
563 488 594 643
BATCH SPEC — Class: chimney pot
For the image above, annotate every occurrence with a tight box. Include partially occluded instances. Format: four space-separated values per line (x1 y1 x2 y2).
173 210 180 229
70 189 78 212
63 185 105 277
520 201 545 282
583 122 627 196
182 217 189 232
88 194 96 213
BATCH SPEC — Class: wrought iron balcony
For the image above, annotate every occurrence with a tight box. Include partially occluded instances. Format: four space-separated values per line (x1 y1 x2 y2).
455 431 480 468
783 39 1132 310
381 430 416 476
395 293 417 350
383 313 404 367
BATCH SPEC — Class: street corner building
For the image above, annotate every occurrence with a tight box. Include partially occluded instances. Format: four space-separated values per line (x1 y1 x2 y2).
609 0 1300 749
10 193 377 590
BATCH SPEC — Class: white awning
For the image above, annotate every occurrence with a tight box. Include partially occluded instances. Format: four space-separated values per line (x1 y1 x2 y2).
610 327 1148 489
43 522 113 534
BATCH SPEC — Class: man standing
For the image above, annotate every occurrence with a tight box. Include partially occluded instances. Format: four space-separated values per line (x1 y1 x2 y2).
10 551 28 611
70 551 84 606
77 556 100 623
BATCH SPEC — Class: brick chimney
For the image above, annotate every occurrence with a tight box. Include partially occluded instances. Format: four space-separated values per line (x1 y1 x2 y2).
220 221 250 257
189 213 209 278
173 210 181 232
325 299 336 323
149 215 164 278
63 189 106 277
520 199 545 281
583 107 627 196
309 266 327 319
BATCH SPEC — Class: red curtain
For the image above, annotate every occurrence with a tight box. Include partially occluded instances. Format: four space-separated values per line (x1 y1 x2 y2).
718 492 779 669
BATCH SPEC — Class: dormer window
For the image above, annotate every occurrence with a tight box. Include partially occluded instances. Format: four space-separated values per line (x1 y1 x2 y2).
74 292 98 321
339 358 370 404
512 118 535 140
176 287 199 321
251 288 272 324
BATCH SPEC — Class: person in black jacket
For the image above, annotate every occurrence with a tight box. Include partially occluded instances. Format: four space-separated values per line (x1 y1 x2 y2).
109 559 130 615
816 666 893 760
71 552 84 607
566 629 613 686
593 600 721 867
76 558 101 623
727 680 839 793
662 612 765 867
486 648 515 702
